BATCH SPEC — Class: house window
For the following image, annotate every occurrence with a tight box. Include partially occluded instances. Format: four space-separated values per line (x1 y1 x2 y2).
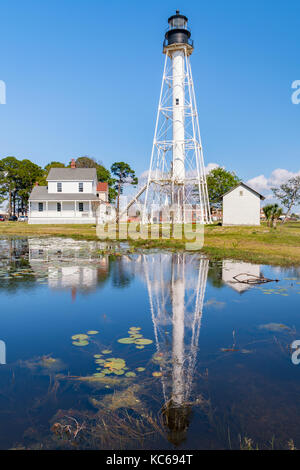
57 182 62 192
240 191 243 196
79 202 84 212
79 182 83 192
38 202 43 212
57 202 61 212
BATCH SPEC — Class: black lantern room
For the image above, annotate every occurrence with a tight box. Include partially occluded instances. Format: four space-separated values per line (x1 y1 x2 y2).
164 10 193 47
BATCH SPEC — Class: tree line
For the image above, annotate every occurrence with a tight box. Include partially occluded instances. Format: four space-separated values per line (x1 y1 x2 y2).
0 153 299 223
0 156 138 216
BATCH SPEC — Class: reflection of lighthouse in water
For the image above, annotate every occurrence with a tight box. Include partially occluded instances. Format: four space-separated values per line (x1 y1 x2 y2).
141 253 209 445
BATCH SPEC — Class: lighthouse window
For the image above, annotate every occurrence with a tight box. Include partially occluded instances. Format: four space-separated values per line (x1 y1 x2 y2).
170 17 186 29
176 98 179 105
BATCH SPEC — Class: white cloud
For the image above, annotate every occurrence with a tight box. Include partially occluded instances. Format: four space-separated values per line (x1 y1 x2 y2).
263 193 274 201
247 174 269 192
205 163 220 174
247 168 300 194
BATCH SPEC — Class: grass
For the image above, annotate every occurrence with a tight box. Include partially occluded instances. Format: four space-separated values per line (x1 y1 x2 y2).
203 222 300 266
1 221 300 266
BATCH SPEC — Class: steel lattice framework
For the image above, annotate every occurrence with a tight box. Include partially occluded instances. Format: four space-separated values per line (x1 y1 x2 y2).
141 44 212 224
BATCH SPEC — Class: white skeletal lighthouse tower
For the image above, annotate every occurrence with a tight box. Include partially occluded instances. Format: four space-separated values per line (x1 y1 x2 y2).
141 11 211 224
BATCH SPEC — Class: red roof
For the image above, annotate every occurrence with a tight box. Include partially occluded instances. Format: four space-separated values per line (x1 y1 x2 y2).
97 182 108 192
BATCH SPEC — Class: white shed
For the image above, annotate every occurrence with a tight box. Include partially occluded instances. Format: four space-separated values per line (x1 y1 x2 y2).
222 182 265 226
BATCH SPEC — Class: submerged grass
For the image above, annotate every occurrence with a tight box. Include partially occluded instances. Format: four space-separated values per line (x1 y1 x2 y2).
1 221 300 266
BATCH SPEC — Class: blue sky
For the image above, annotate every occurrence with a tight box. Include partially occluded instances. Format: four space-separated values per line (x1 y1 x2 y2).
0 0 300 196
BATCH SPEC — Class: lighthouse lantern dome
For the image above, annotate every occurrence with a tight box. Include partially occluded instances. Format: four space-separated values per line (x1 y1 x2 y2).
164 10 193 48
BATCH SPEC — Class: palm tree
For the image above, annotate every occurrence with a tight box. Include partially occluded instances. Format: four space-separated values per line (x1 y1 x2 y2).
270 204 283 229
263 204 274 227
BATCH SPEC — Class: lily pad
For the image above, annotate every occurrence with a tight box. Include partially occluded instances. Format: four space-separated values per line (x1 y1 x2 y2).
259 323 291 332
152 372 162 377
136 345 144 349
87 330 99 335
134 338 153 345
72 334 89 341
125 372 136 377
105 361 125 370
102 349 112 354
136 367 145 372
72 340 89 346
118 337 135 344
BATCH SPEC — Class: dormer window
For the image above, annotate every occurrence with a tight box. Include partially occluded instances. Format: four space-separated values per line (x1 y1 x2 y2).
79 182 83 193
57 182 62 192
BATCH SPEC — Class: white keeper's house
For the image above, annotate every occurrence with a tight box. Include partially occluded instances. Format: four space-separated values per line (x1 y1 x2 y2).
28 159 110 224
222 182 265 226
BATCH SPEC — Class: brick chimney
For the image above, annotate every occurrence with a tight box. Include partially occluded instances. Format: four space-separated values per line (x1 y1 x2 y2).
71 158 76 169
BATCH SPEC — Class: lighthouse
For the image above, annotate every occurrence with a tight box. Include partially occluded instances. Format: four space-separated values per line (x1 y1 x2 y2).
139 10 211 225
165 11 190 184
120 11 211 225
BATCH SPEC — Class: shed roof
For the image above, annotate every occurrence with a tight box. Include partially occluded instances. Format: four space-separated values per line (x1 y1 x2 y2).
222 182 265 200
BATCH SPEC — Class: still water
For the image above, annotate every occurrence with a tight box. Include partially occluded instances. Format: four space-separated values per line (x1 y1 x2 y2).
0 236 299 450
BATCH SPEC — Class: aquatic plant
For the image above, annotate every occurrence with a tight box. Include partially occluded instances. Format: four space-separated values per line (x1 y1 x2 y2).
125 372 136 377
71 333 90 347
117 327 153 348
259 323 292 332
73 340 89 346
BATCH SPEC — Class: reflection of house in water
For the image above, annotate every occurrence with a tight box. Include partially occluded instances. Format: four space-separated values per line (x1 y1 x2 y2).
222 260 261 293
135 253 209 445
28 238 110 296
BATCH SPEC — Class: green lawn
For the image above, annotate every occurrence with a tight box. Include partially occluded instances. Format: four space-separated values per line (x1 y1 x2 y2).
0 221 300 266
